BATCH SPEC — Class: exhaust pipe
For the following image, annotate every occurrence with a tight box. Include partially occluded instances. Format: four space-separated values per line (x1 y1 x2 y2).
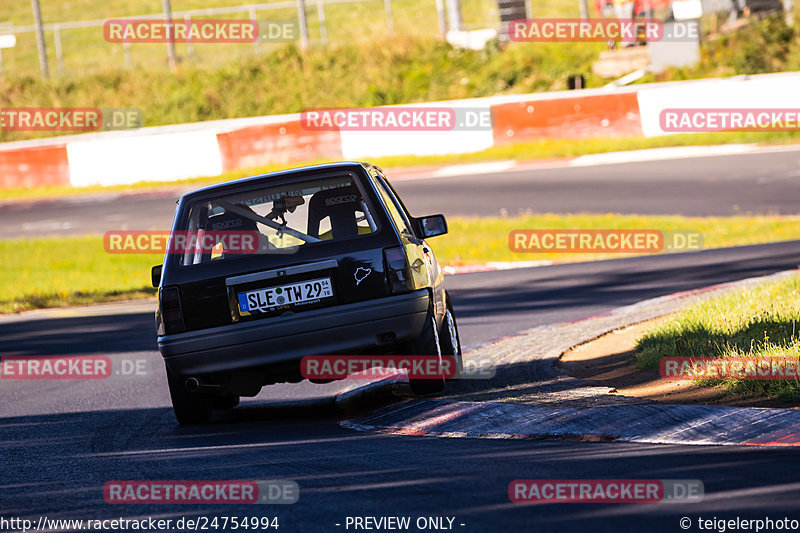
185 377 223 393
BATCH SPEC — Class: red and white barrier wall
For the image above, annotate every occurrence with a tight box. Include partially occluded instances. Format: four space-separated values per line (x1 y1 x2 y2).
2 71 799 189
636 72 800 137
0 142 71 189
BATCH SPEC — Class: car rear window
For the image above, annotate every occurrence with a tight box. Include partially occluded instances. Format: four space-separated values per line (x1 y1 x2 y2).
178 173 379 266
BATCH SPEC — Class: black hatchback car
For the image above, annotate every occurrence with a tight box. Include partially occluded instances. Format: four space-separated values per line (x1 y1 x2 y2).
152 162 462 424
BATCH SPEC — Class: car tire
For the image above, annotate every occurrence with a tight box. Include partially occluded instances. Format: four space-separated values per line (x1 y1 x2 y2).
408 309 447 396
166 365 212 425
439 294 463 380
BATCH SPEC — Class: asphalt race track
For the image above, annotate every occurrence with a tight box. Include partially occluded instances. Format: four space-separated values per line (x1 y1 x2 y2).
3 147 800 239
2 149 800 532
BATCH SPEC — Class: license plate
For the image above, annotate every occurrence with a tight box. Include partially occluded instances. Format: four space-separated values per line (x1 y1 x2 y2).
237 277 333 315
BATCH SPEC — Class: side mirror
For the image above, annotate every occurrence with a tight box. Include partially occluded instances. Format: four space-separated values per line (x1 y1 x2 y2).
417 214 448 238
151 265 163 288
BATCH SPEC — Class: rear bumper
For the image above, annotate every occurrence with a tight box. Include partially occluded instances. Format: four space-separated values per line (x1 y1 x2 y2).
158 289 430 377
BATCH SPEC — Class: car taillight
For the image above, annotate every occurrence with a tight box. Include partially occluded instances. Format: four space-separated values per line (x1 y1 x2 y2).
384 246 414 294
160 286 186 334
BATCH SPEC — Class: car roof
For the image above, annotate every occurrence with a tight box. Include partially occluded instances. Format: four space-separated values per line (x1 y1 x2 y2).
180 161 378 202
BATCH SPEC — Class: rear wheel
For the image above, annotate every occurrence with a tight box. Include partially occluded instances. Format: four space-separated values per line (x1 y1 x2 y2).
439 295 463 380
166 365 212 425
408 309 446 395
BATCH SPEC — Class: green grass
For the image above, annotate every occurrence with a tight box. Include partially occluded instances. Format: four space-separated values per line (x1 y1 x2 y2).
0 3 797 132
636 274 800 402
3 213 800 313
0 36 607 142
0 236 158 313
0 11 798 148
438 214 800 264
643 15 800 83
1 0 581 79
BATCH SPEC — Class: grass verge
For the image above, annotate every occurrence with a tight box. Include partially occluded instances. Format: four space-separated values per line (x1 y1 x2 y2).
635 273 800 402
0 236 158 314
2 214 800 313
0 37 605 142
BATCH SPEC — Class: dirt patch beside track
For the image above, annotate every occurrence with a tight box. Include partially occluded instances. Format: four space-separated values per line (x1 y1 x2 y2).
559 317 799 409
